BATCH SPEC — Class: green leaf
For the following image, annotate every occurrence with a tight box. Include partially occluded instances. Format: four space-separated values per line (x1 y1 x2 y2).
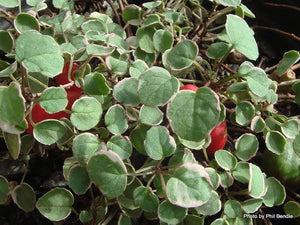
224 200 243 218
168 149 197 169
122 4 142 25
219 172 233 187
36 188 74 221
0 0 18 7
245 68 269 98
242 199 262 213
226 15 258 60
0 31 14 53
232 162 250 184
284 201 300 218
195 191 221 216
39 87 68 113
0 82 25 126
211 218 229 225
15 31 64 77
166 40 198 70
235 133 258 161
178 136 206 150
158 200 187 225
277 50 300 76
0 175 9 204
87 151 127 198
167 87 220 141
72 132 101 164
144 126 176 160
136 27 155 53
134 47 156 67
262 177 286 207
281 119 299 139
153 30 173 52
133 186 159 212
166 163 212 208
249 163 266 198
81 20 105 33
106 56 128 75
107 135 132 160
71 96 102 131
207 42 231 59
12 183 36 212
130 124 150 155
183 215 204 225
138 66 179 106
205 168 220 190
113 78 140 106
250 116 265 133
129 60 148 79
69 165 91 195
118 214 132 225
215 0 241 7
14 13 40 33
33 119 67 145
83 72 110 95
235 101 255 126
86 44 115 56
215 150 237 171
293 81 300 104
140 105 163 125
79 210 93 223
3 132 21 160
63 157 77 180
240 4 256 18
293 133 300 157
265 131 286 155
105 104 128 135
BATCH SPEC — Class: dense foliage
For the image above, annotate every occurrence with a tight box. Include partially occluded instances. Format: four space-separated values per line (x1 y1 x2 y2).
0 0 299 224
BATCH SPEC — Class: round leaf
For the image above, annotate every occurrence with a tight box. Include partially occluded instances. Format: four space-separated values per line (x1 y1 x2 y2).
219 171 234 188
36 188 74 221
195 191 221 216
249 163 266 198
0 30 14 53
15 31 64 77
107 135 132 160
14 13 40 33
144 126 176 160
242 199 262 213
215 150 237 171
225 14 258 60
158 200 187 225
39 87 68 113
133 186 159 212
12 183 36 212
224 200 243 218
166 163 212 208
205 168 220 190
138 66 179 106
281 119 299 139
250 116 265 133
235 133 258 161
130 124 150 155
266 131 286 155
166 40 198 70
136 27 155 53
83 72 110 95
235 101 255 126
262 177 286 207
79 210 93 223
293 133 300 157
167 87 220 141
153 29 173 52
69 165 91 195
87 151 127 198
277 50 300 76
73 132 101 164
140 105 163 125
113 78 140 106
0 0 18 8
3 132 21 160
129 59 148 79
122 5 142 25
207 42 230 59
71 96 102 131
33 119 67 145
284 201 300 218
0 175 9 204
105 104 128 135
232 162 250 184
106 56 128 75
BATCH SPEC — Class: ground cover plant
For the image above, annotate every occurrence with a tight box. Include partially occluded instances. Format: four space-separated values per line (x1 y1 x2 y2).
0 0 299 224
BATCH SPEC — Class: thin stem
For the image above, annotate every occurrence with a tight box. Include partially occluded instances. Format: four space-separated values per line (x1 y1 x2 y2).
71 207 79 216
135 165 156 174
207 7 234 27
252 25 300 42
202 148 209 163
215 72 239 87
207 24 225 32
159 173 167 198
193 61 209 81
9 74 18 82
18 0 22 13
178 78 204 84
213 46 233 79
146 173 157 189
106 0 122 26
27 74 48 89
101 209 118 225
265 2 300 12
67 56 74 82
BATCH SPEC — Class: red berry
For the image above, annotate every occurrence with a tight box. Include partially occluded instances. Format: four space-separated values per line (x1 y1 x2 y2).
180 84 199 91
26 89 82 134
206 121 228 155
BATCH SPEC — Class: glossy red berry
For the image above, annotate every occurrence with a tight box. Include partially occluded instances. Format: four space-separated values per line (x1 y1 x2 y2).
180 84 199 91
26 89 82 134
206 121 228 155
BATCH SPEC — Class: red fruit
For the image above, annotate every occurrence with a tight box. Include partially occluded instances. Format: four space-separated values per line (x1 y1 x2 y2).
26 89 82 134
180 84 199 92
206 121 228 155
55 62 82 92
